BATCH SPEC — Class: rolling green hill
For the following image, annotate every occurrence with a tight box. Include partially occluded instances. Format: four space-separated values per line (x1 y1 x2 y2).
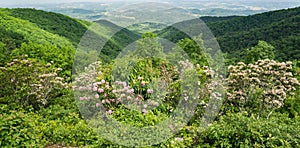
86 20 140 63
200 16 242 23
0 8 140 67
127 22 166 34
6 8 91 46
158 7 300 62
0 9 74 48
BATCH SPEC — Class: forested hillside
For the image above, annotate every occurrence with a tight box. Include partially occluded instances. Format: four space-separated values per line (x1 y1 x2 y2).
200 16 242 23
159 7 300 62
7 8 91 45
0 8 80 75
95 20 140 62
0 8 74 48
0 8 140 67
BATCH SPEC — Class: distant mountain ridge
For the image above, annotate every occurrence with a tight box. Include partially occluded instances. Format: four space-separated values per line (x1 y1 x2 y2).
158 6 300 61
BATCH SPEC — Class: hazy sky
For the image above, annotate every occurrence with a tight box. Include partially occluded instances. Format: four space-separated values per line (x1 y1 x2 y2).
2 0 299 5
1 0 300 7
0 0 140 5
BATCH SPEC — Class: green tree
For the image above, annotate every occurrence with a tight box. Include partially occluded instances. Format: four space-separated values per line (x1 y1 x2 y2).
134 32 164 58
245 40 275 64
0 42 10 66
176 35 211 66
11 42 74 77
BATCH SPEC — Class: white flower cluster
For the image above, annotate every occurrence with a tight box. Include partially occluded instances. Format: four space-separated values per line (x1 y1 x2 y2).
227 59 299 109
1 57 69 107
178 60 194 71
73 61 102 90
74 61 161 114
29 65 68 106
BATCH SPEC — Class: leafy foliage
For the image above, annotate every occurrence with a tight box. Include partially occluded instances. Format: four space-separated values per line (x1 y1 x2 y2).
7 8 89 45
198 113 300 147
176 35 211 66
0 56 69 109
11 42 74 77
0 25 27 51
0 105 46 147
245 40 275 64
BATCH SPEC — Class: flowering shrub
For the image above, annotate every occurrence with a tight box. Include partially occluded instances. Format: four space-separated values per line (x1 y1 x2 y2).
74 59 174 117
0 55 69 109
73 57 211 146
226 59 300 117
73 58 218 125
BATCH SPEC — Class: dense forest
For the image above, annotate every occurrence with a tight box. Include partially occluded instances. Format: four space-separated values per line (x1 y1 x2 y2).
159 6 300 62
0 7 300 147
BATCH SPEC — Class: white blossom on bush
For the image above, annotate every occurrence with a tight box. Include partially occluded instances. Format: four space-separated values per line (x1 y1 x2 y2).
227 59 299 114
0 55 69 109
